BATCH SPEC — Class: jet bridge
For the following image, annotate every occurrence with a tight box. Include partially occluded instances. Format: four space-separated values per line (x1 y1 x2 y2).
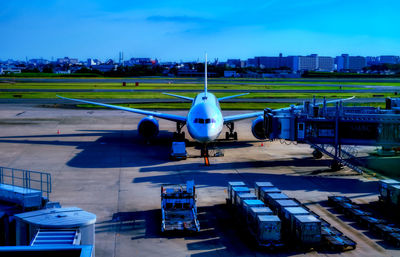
263 98 400 172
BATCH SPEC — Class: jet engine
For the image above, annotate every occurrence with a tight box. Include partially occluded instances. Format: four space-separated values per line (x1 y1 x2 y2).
251 116 267 140
137 116 159 138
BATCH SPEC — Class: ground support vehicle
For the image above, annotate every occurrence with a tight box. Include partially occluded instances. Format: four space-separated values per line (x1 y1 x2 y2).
161 181 200 233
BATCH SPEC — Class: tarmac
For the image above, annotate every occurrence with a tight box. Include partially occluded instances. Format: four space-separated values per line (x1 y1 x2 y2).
0 104 399 257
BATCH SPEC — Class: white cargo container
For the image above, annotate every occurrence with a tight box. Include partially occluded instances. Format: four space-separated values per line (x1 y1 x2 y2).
283 206 310 232
264 192 290 208
242 199 264 217
294 215 321 245
249 206 273 225
256 215 282 242
259 187 281 202
236 193 257 208
231 187 250 206
254 182 274 199
379 179 400 200
227 182 246 203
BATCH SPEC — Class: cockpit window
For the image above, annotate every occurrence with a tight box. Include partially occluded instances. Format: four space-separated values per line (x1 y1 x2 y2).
194 118 216 124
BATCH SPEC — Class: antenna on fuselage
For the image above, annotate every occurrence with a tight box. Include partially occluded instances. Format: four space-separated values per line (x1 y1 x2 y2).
204 53 208 98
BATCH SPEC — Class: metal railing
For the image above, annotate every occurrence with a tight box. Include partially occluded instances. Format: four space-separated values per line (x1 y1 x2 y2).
0 166 52 199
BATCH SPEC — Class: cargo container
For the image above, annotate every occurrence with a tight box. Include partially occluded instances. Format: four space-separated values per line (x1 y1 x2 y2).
227 182 246 203
230 187 250 206
242 199 265 217
249 206 273 225
294 215 321 246
254 182 274 199
161 181 200 232
282 206 310 232
389 185 400 206
274 199 300 216
379 179 400 201
236 193 257 208
259 187 281 202
252 215 282 247
263 193 290 208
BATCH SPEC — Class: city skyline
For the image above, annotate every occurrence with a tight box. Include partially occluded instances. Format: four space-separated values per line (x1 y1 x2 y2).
1 0 400 61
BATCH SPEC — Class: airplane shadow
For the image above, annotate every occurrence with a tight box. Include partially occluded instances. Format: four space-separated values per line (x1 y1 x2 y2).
133 169 378 195
0 129 258 169
0 129 173 168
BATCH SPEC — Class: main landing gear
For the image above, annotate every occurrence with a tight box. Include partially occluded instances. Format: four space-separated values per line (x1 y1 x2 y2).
173 122 186 141
225 122 238 140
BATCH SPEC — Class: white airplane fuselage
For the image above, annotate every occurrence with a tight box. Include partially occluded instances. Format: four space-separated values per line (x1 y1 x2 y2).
186 92 224 143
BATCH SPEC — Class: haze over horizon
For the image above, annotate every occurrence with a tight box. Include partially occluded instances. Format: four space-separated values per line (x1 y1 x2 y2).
1 0 399 62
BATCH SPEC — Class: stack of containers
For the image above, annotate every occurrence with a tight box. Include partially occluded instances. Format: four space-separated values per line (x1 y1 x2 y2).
260 187 282 203
255 181 322 247
255 182 274 199
231 187 250 206
264 193 290 211
274 199 300 217
227 182 283 247
227 182 246 204
379 179 400 203
294 215 321 245
283 206 310 232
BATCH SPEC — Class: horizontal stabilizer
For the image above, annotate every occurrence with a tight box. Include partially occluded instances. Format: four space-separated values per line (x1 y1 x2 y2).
162 93 194 101
218 93 249 101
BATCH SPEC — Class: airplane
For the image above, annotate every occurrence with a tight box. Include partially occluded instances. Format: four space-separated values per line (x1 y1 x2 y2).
58 55 355 157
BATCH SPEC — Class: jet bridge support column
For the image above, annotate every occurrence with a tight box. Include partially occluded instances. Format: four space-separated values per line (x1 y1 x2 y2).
331 102 343 171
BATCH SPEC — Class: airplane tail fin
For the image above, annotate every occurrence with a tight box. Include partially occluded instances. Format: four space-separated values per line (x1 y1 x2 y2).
204 53 208 96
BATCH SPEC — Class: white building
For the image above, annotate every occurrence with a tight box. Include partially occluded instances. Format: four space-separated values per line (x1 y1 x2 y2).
336 54 366 72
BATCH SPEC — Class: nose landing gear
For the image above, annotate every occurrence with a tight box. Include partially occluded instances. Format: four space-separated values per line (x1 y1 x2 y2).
200 144 210 166
225 122 238 140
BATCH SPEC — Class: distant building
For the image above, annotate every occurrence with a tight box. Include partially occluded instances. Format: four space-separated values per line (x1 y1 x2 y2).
336 54 366 72
57 57 79 65
87 58 101 66
1 66 22 74
54 70 71 74
226 59 241 68
317 56 334 72
379 55 399 64
298 55 318 71
224 70 239 77
366 56 379 66
28 59 49 65
91 64 117 72
246 58 257 67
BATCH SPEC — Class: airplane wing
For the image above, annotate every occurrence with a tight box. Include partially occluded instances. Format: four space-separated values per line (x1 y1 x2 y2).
162 93 194 101
223 111 263 123
218 93 249 101
57 95 187 123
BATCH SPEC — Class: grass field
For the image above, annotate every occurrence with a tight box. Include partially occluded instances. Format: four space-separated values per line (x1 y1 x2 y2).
1 78 397 109
0 82 374 90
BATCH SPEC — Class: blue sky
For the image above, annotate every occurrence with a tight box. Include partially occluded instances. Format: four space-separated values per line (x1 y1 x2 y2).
1 0 399 61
